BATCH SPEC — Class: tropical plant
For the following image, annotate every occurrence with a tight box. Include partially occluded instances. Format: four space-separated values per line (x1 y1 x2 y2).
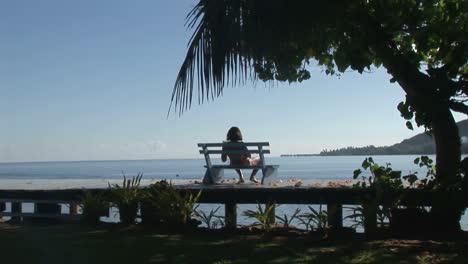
194 206 224 229
413 156 437 188
351 156 467 232
345 206 365 230
172 2 468 230
108 173 143 225
345 205 390 230
298 205 328 231
353 157 407 190
243 203 276 231
353 156 440 192
275 207 301 228
141 180 201 228
79 190 109 225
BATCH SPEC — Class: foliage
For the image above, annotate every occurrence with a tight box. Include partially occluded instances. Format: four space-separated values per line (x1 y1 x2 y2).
108 173 143 225
350 156 441 229
194 206 224 229
350 156 468 232
141 180 201 228
243 203 276 231
345 205 390 230
298 205 328 231
79 190 108 225
345 206 365 230
413 156 437 188
353 157 405 190
173 0 467 121
173 0 467 199
352 156 437 190
275 207 301 228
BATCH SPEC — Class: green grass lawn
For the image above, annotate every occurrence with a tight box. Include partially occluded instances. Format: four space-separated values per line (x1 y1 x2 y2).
0 224 467 264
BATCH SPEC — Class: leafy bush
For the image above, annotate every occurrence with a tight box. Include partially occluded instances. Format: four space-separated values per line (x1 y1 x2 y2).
275 207 301 228
243 203 276 231
345 205 390 230
141 180 201 228
352 156 436 190
350 156 452 232
298 205 328 231
194 206 224 229
79 190 109 225
108 173 143 225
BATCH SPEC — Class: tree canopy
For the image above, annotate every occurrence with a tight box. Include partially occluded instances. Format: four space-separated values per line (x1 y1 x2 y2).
173 0 467 125
173 0 467 188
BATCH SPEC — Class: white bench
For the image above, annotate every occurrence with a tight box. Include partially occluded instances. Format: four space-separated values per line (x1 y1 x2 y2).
198 142 279 185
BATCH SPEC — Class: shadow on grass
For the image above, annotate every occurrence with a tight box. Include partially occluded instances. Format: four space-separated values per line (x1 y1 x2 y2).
0 224 467 263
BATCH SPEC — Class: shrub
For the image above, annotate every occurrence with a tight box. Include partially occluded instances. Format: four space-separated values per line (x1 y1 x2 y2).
243 203 276 231
79 190 108 225
298 205 328 231
194 206 224 229
108 173 143 225
275 207 301 228
141 180 201 229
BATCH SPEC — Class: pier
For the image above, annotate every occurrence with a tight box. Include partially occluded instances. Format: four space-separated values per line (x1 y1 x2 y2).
1 184 467 233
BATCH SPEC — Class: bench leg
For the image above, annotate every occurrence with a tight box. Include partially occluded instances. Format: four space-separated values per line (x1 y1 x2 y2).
261 166 279 185
202 168 224 184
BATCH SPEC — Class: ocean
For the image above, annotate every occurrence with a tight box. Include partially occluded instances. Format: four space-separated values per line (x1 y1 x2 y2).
0 155 437 182
1 155 466 230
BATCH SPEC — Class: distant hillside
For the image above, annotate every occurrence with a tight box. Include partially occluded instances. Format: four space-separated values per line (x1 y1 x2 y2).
316 119 468 156
317 119 468 156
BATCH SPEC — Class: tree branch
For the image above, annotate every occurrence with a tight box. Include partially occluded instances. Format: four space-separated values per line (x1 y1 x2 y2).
449 101 468 115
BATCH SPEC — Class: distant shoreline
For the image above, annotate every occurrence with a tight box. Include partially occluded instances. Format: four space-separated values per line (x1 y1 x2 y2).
280 153 436 157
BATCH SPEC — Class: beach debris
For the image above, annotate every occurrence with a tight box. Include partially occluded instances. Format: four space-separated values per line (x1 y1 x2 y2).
293 180 302 187
309 182 322 187
268 182 279 187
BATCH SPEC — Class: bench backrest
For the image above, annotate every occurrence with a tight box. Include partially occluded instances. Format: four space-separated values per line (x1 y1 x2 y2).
198 142 271 170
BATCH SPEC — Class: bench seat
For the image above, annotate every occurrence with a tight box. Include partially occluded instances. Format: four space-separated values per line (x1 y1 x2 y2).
198 142 279 185
207 165 280 170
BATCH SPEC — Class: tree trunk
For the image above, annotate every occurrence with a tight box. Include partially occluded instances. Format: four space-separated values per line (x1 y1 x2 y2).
430 105 462 232
369 17 463 232
431 105 461 187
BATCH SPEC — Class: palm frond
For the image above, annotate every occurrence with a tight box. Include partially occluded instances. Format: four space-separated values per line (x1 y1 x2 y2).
170 0 343 114
170 0 256 114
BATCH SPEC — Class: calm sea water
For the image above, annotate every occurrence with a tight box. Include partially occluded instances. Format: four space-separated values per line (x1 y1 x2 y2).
0 155 435 181
1 155 466 230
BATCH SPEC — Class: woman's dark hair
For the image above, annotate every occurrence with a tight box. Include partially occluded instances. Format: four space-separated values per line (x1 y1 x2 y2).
226 126 243 142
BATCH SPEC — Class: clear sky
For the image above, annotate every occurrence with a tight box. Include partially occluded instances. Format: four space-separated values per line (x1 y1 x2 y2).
1 0 465 162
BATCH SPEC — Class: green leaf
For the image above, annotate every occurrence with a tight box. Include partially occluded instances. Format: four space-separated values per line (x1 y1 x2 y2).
361 159 371 170
353 169 362 179
421 156 429 164
406 121 414 130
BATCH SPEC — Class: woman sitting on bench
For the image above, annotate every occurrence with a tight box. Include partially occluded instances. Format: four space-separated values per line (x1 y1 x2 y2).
221 126 261 184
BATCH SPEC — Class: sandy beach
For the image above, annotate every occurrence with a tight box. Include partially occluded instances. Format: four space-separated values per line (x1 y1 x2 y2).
0 178 354 190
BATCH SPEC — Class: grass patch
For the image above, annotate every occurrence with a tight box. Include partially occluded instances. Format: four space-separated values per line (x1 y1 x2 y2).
0 224 467 263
